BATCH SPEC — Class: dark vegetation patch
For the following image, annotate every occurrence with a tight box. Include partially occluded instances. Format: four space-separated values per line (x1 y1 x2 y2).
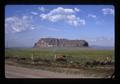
5 55 114 69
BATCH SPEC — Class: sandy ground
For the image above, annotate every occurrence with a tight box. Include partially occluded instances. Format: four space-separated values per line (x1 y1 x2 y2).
5 64 105 78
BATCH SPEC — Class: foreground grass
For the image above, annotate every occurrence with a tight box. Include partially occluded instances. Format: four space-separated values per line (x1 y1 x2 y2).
5 47 114 65
5 47 114 78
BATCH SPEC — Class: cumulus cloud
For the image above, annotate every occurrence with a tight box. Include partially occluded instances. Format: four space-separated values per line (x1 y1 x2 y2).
88 14 97 18
39 7 85 27
48 7 75 14
5 15 35 33
31 12 38 15
74 8 80 12
38 6 45 12
102 8 114 15
66 15 85 26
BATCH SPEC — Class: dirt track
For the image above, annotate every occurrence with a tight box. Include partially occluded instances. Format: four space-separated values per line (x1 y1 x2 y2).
5 64 105 78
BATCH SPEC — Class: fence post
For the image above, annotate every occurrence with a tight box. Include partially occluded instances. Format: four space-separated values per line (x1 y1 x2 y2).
31 54 34 64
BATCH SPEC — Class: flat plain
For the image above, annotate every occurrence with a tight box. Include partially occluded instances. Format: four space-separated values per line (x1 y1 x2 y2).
5 47 114 78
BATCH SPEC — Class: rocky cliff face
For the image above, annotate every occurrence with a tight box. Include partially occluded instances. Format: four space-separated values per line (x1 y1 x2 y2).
34 38 89 48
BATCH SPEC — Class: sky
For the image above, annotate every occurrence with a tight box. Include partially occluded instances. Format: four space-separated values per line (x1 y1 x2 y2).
5 5 114 48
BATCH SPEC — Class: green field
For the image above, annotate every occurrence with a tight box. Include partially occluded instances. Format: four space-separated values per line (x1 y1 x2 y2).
5 47 114 66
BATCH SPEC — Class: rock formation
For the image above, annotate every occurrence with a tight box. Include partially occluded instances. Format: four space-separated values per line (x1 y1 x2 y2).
34 38 89 48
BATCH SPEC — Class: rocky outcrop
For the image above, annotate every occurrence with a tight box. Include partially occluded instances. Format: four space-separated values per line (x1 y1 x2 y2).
34 38 89 48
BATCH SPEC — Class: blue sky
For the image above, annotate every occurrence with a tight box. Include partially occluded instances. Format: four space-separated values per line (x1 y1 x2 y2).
5 5 114 47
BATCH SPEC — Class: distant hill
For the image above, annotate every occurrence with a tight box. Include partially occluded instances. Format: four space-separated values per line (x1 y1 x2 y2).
34 38 89 48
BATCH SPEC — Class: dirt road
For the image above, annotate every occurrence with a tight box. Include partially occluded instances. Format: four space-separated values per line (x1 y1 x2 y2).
5 64 105 78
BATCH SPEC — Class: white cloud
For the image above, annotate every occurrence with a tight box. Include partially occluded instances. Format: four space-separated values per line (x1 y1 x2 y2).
38 6 45 12
31 12 38 15
5 15 35 33
90 37 114 43
88 37 114 46
49 7 75 14
67 15 85 26
74 8 80 12
88 14 97 18
40 7 85 27
102 8 114 15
